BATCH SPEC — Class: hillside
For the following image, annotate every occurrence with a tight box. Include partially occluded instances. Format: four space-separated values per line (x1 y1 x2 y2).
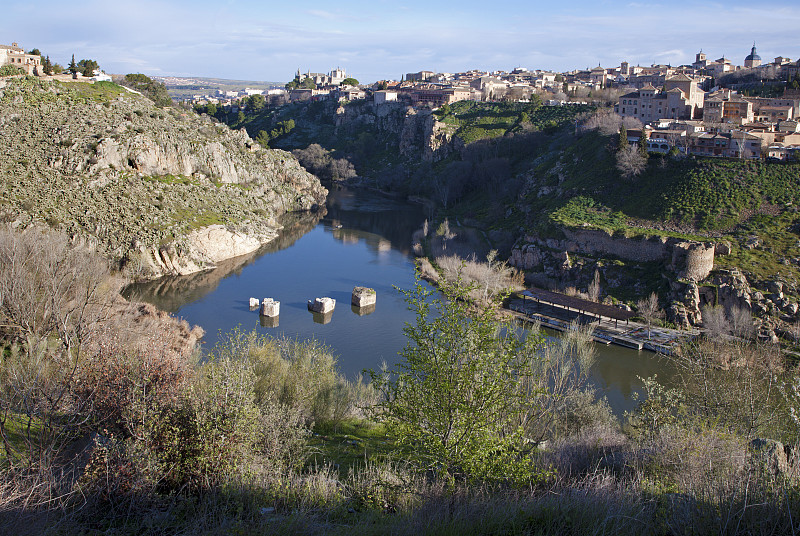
218 96 800 335
0 77 326 278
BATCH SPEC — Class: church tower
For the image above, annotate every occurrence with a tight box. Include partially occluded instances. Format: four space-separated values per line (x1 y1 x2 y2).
744 43 762 68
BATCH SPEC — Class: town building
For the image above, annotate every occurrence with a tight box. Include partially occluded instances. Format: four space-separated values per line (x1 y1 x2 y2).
704 90 754 124
406 71 435 82
615 74 704 122
409 86 472 106
293 67 348 88
373 90 398 105
0 42 42 75
744 43 762 69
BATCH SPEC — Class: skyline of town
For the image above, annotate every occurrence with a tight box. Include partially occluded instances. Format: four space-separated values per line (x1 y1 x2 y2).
1 1 799 82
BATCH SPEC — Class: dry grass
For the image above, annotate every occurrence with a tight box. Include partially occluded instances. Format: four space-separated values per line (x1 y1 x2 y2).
435 252 523 304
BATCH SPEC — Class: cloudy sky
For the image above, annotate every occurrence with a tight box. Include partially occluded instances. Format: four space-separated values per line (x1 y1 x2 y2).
3 0 799 83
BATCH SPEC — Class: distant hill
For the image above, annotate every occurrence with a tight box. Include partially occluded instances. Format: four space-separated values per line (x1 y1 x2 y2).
153 76 284 100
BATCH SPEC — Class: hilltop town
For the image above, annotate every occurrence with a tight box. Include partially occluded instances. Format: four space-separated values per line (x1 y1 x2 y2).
178 44 800 161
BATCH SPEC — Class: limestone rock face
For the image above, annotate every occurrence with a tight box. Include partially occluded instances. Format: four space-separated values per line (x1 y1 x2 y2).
351 286 377 307
308 297 336 314
188 225 265 263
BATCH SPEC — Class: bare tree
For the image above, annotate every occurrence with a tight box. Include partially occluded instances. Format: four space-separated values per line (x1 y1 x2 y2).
732 130 747 158
583 110 622 136
622 117 643 130
728 305 755 340
701 305 730 339
666 132 689 158
616 146 647 179
0 225 111 476
637 292 662 339
587 269 601 303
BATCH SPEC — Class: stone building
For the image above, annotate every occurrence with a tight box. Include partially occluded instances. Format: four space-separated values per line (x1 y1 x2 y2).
411 86 472 106
704 90 754 124
615 74 704 122
744 43 762 69
0 42 42 75
293 67 348 88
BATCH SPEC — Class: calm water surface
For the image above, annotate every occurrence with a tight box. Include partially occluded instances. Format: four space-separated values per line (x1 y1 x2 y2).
125 186 678 415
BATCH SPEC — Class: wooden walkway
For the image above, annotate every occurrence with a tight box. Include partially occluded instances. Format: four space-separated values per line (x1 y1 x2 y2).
509 289 697 354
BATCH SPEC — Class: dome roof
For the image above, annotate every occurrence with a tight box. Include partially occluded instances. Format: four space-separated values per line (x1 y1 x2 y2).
746 44 761 62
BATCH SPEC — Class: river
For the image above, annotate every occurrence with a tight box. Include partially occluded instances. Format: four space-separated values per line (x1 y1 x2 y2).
124 185 678 415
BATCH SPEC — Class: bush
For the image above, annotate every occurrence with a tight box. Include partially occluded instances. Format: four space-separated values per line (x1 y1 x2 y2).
0 64 25 77
371 278 546 484
208 329 373 426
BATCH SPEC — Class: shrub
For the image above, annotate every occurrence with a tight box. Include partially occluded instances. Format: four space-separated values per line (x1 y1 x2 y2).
0 65 25 77
371 278 546 484
209 329 373 426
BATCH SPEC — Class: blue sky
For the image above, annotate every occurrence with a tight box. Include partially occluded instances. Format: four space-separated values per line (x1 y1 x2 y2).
3 0 799 83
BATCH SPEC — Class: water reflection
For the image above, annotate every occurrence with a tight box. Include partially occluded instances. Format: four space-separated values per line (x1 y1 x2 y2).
260 315 280 328
123 208 325 312
352 303 377 316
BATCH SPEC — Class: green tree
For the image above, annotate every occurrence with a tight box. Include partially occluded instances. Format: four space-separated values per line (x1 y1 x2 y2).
255 130 271 147
637 129 649 159
247 93 265 112
206 103 217 116
121 73 173 107
371 278 545 483
27 48 41 56
77 58 99 77
68 54 77 75
341 77 359 86
618 124 628 152
41 55 53 75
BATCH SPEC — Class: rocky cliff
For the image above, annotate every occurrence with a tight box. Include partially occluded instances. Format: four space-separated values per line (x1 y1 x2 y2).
331 101 459 163
0 77 327 278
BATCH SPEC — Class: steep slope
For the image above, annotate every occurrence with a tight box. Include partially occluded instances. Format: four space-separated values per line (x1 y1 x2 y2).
0 77 327 278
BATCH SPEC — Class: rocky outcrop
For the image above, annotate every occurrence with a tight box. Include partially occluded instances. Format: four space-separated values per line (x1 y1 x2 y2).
332 100 461 164
0 77 327 278
750 438 798 481
188 225 266 264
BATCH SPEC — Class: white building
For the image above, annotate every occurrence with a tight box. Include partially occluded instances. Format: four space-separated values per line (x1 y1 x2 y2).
374 90 398 104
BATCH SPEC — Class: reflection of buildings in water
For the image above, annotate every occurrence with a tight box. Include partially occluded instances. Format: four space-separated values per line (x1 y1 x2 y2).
377 239 391 252
351 303 376 316
260 315 279 328
311 310 333 324
324 188 423 257
332 229 360 244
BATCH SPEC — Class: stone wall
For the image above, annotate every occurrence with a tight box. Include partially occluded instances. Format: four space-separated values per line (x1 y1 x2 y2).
510 228 715 282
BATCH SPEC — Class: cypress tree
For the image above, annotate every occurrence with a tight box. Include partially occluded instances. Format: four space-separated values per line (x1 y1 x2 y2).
638 129 649 158
618 124 628 152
